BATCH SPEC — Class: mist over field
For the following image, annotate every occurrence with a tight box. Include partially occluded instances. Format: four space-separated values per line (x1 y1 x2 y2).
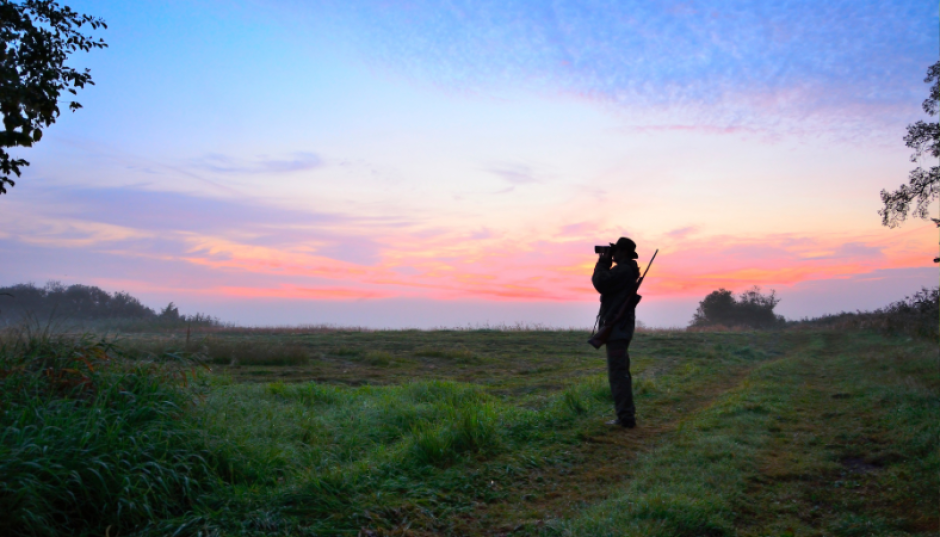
0 0 936 326
117 267 936 329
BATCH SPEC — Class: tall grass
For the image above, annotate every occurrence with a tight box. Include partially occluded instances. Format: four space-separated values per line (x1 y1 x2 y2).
0 318 620 535
0 326 221 536
14 325 913 535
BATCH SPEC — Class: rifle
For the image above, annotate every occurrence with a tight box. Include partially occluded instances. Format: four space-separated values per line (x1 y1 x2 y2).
588 249 658 349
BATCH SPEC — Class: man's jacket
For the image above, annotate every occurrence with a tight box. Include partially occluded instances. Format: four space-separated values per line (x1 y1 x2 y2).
592 258 640 341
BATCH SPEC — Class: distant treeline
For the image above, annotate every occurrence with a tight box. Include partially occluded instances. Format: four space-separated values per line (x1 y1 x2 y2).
0 282 218 326
792 287 939 340
689 284 939 340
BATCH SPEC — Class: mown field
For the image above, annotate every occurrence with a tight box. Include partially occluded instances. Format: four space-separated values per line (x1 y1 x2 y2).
1 327 937 536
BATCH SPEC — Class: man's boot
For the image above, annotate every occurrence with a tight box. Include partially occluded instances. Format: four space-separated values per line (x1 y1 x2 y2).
606 418 636 429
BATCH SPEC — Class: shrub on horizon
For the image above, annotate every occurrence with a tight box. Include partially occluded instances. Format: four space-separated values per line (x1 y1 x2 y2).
690 286 784 329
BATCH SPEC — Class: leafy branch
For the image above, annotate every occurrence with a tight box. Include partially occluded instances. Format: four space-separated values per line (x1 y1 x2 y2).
0 0 106 194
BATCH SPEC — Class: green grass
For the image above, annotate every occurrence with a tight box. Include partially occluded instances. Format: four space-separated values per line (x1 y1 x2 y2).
561 332 939 537
1 326 936 536
0 329 220 536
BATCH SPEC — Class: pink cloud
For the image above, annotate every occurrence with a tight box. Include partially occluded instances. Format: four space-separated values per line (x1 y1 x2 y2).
4 184 935 308
213 286 393 300
173 225 928 304
665 226 699 239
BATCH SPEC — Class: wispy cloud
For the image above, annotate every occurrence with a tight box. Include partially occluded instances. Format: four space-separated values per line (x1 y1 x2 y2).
800 242 887 261
488 164 541 185
666 226 699 239
275 0 936 138
2 185 935 307
468 227 494 240
3 186 407 265
211 285 393 300
192 152 323 175
558 222 596 237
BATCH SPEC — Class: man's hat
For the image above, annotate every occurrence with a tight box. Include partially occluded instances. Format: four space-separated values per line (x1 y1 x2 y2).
612 237 638 259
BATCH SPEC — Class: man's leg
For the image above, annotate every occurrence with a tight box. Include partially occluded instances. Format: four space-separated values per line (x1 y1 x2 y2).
606 338 636 425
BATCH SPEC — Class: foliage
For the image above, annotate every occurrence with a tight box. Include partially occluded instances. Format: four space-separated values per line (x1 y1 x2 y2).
0 0 107 194
159 301 180 320
880 61 940 262
0 282 219 327
0 281 153 321
0 326 219 536
881 285 939 318
690 286 784 329
793 286 939 340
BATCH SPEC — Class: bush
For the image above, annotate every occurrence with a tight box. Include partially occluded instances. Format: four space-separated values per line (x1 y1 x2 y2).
793 287 939 340
690 286 784 329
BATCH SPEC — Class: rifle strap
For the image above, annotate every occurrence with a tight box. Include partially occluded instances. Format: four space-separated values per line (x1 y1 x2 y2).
596 249 656 334
591 301 602 335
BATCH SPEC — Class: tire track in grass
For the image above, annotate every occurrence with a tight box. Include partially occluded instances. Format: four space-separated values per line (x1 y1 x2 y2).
454 333 807 536
551 332 937 537
549 333 821 537
735 332 939 536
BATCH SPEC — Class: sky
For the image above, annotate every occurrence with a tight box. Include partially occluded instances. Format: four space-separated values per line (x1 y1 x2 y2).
0 0 937 328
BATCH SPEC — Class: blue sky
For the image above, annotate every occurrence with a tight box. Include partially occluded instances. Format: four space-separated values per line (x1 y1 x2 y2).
0 0 936 327
51 1 938 144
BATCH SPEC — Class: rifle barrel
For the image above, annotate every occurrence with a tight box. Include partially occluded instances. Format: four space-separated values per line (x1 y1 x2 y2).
640 249 659 281
588 248 659 349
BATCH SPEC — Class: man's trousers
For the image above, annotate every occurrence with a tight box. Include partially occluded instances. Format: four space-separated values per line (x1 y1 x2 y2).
605 338 635 422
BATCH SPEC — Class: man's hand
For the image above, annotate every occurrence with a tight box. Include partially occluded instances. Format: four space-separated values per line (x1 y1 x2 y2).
598 250 613 268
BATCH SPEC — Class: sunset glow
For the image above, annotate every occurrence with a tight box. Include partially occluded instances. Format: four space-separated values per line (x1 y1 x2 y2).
0 0 936 327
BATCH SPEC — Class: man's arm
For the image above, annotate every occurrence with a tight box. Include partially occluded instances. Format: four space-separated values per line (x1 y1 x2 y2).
593 258 634 293
591 252 614 294
593 260 639 293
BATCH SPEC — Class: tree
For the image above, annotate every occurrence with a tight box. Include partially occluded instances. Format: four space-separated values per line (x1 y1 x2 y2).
690 286 783 329
691 288 736 327
0 281 156 320
879 61 940 262
735 286 782 326
159 302 180 321
0 0 106 194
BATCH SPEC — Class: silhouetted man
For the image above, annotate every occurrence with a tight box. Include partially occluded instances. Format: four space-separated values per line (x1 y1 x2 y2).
592 237 640 428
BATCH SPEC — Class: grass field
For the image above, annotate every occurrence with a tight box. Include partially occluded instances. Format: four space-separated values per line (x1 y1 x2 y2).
1 327 937 536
